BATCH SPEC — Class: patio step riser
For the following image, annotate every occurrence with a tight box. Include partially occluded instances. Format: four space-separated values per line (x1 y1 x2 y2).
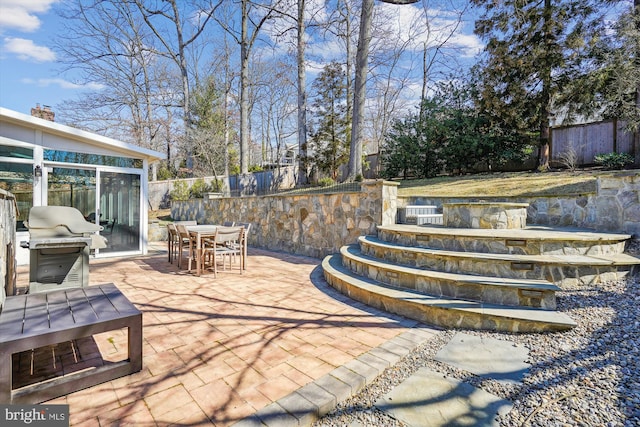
377 229 627 256
397 205 439 223
341 247 558 310
405 214 444 226
323 256 575 333
359 237 638 287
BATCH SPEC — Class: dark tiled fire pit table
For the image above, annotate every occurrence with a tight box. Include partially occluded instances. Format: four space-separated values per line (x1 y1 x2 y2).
0 283 142 404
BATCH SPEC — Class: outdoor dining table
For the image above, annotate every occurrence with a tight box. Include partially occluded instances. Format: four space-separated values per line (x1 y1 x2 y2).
185 224 219 276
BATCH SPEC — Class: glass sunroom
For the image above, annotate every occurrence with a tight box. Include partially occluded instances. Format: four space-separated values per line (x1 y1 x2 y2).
0 107 165 264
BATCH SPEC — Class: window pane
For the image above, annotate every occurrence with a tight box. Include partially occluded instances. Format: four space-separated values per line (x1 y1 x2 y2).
44 149 142 168
48 167 97 219
0 145 33 159
0 162 33 230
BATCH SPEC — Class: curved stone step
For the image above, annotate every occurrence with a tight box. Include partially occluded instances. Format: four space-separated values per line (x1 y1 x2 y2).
359 235 640 287
378 224 632 256
322 254 577 333
341 245 560 309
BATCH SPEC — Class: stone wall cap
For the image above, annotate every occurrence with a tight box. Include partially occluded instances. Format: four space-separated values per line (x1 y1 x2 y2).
443 202 529 208
597 171 639 178
362 179 400 187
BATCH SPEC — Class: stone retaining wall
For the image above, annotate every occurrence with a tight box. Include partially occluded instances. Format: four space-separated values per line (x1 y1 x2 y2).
401 173 640 237
166 174 638 258
443 202 528 229
171 180 399 259
0 189 17 302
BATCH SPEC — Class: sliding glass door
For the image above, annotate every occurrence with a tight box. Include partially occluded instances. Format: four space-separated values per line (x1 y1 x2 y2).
44 166 141 255
98 171 141 254
47 167 96 218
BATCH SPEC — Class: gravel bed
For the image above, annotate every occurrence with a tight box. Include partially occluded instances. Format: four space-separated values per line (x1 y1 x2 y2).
314 242 640 427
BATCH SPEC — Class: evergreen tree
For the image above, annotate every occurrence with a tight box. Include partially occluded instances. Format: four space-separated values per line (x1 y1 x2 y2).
189 77 233 184
381 81 531 179
309 62 350 180
381 111 439 179
471 0 605 170
597 2 640 134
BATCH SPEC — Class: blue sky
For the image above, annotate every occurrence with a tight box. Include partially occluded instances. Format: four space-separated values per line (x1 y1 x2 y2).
0 1 80 115
0 0 483 119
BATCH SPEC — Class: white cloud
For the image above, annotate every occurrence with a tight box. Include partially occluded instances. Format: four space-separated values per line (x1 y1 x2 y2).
21 77 105 91
3 37 55 62
374 2 483 58
0 0 58 32
448 33 483 58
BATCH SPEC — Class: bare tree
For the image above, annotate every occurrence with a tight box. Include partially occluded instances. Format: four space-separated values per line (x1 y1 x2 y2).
366 5 418 163
190 76 229 179
417 1 469 116
346 0 419 181
345 0 373 181
54 1 178 164
55 0 225 178
322 0 359 132
367 0 469 159
257 0 322 184
256 57 297 170
133 0 220 171
297 0 309 184
214 0 284 174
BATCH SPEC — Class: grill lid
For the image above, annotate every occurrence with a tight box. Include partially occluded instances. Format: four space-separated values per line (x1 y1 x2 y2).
25 206 108 249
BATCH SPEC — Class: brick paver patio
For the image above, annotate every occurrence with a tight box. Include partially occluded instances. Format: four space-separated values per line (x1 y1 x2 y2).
14 245 422 426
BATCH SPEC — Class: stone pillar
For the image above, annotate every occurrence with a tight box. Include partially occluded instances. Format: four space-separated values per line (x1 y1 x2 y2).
362 179 399 226
597 173 640 237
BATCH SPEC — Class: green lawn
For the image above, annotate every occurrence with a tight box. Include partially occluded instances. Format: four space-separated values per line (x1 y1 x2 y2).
396 169 637 198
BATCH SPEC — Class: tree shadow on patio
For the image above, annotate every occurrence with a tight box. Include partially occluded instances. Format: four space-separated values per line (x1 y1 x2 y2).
73 248 424 425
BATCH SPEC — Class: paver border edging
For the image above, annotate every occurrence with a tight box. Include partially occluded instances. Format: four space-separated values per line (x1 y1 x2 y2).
231 327 440 427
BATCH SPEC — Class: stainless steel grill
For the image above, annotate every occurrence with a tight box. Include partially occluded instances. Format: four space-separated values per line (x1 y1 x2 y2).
24 206 108 293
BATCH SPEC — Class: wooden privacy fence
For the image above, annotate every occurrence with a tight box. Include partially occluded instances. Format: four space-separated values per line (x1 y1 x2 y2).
551 119 635 166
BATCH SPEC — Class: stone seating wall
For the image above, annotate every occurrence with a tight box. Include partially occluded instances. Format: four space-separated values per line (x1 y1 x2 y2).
402 173 640 238
171 180 399 259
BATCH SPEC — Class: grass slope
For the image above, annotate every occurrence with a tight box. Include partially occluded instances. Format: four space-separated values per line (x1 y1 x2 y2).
396 170 637 198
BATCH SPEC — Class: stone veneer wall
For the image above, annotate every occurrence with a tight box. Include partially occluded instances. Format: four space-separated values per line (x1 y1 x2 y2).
0 189 17 303
401 173 640 237
171 180 399 259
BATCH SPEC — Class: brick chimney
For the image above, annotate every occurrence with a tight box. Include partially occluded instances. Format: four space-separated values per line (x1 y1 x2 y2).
31 104 55 122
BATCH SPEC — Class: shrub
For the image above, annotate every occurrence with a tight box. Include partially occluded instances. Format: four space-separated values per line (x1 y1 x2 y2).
558 141 582 172
157 163 174 180
317 177 335 187
209 178 224 192
594 152 634 170
189 178 210 198
169 181 190 201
